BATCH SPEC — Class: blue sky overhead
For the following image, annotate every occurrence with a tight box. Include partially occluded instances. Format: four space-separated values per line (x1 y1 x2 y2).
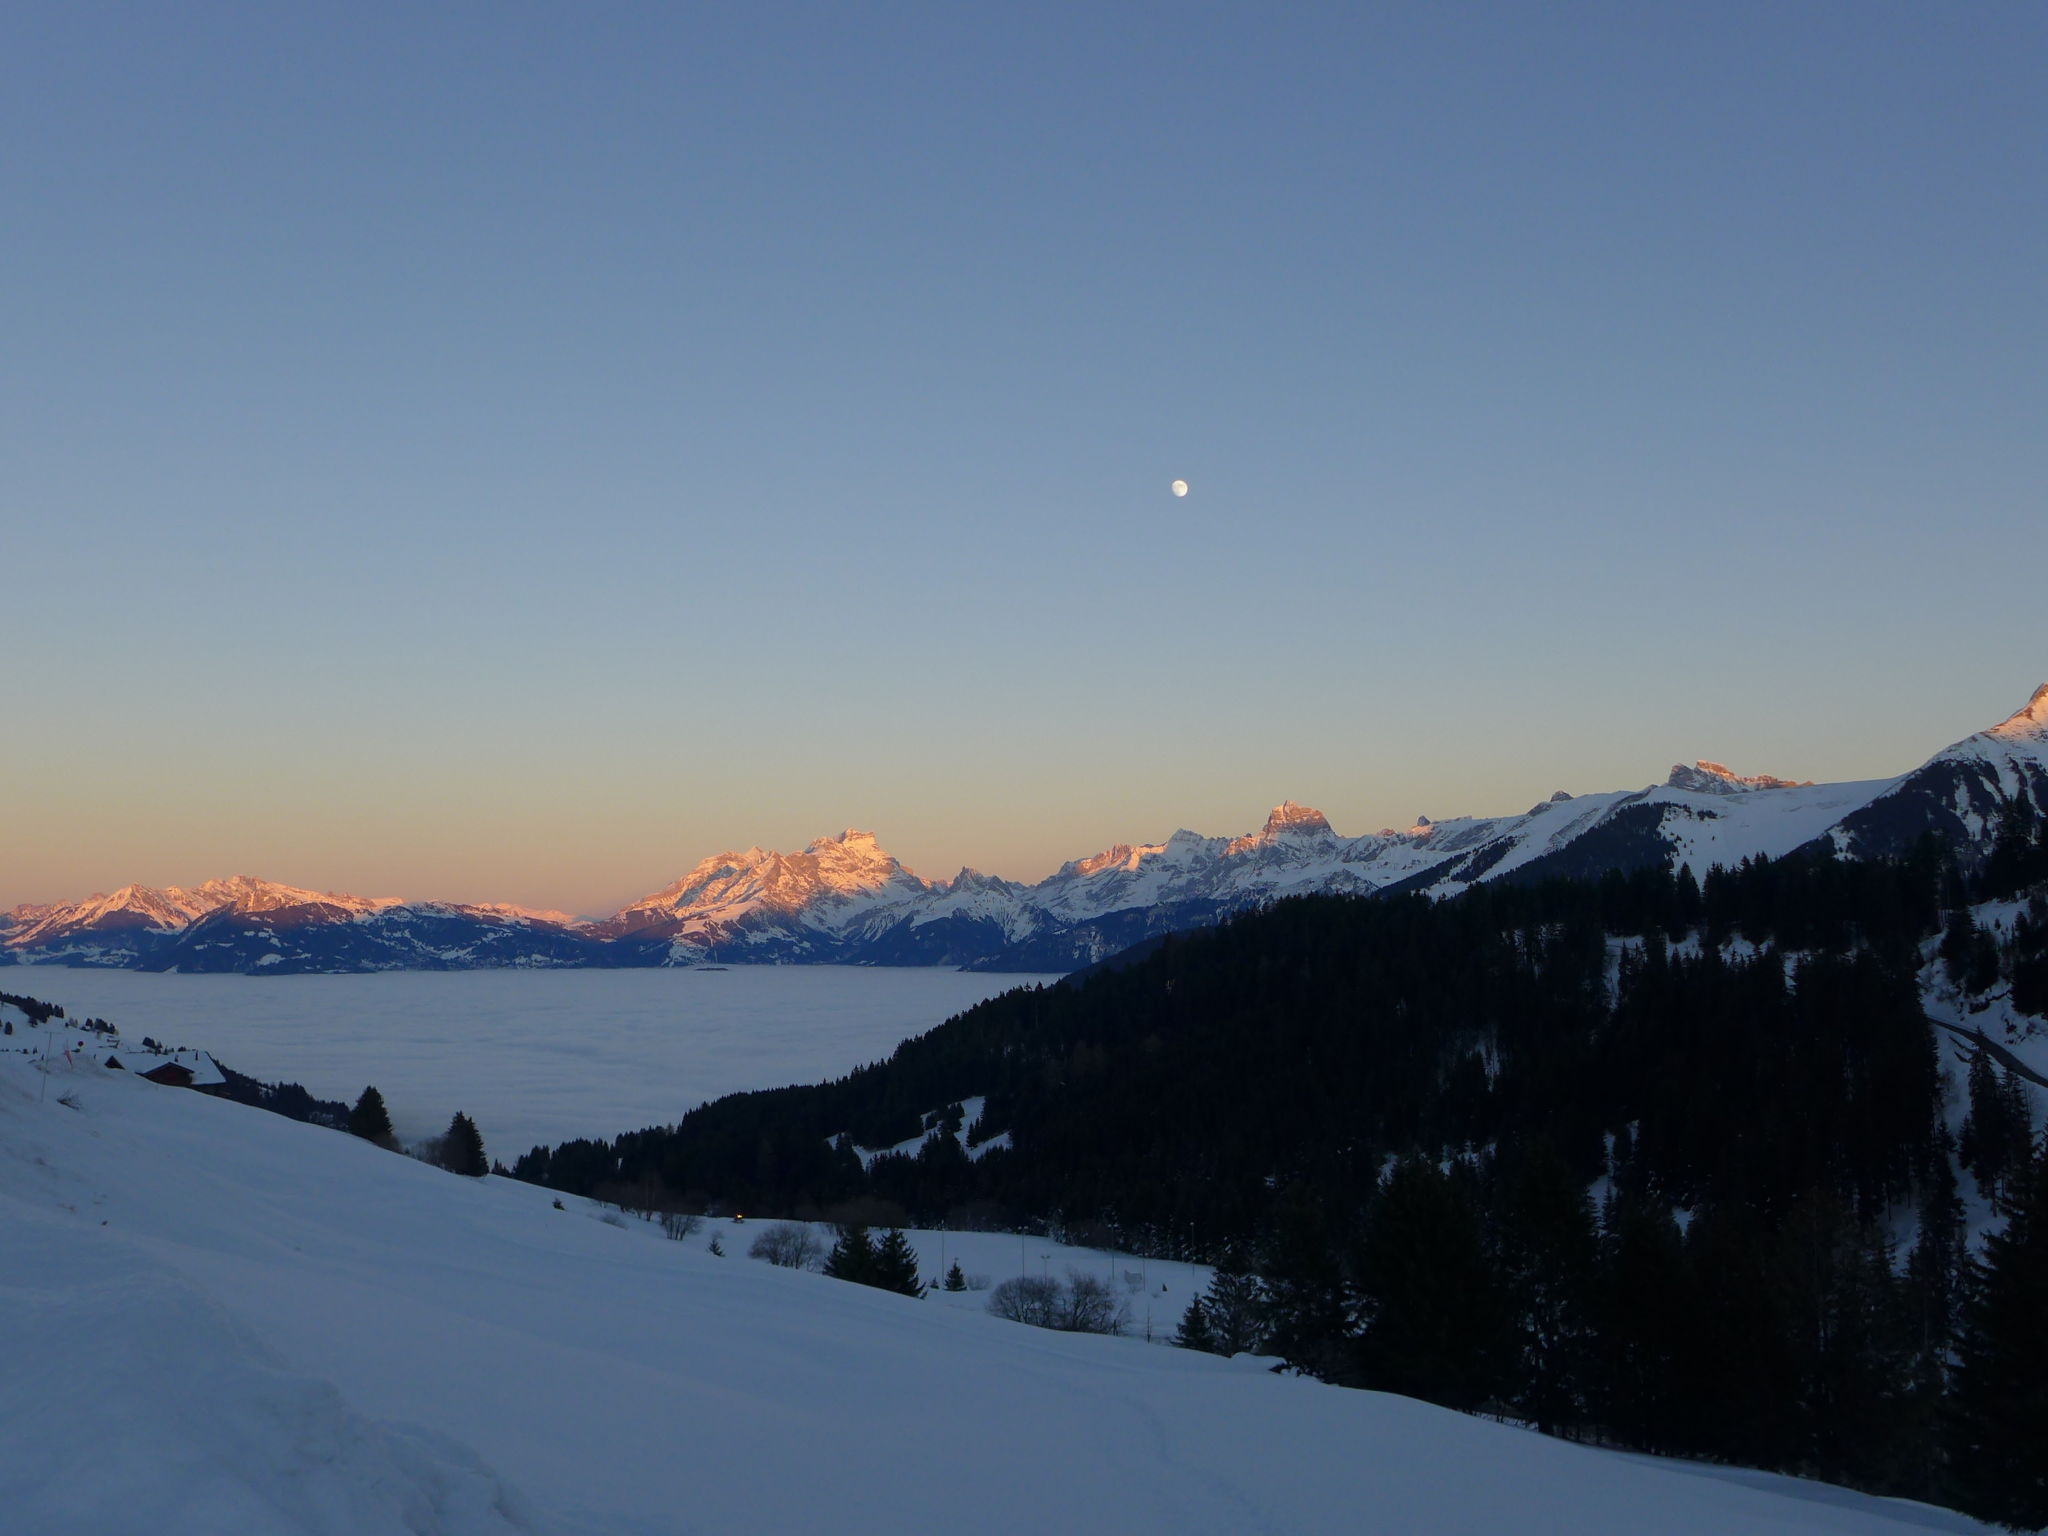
4 2 2044 913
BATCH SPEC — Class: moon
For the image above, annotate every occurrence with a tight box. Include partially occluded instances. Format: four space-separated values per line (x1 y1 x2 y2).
1171 479 1189 497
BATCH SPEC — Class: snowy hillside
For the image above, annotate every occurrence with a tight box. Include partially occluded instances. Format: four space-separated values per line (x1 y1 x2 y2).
1829 683 2048 861
0 1032 1997 1536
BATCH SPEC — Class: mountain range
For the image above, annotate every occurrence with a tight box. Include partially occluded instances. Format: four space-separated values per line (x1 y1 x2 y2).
10 683 2047 975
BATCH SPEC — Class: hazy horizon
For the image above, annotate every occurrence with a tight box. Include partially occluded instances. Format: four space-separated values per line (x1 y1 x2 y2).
6 4 2043 915
7 674 2041 916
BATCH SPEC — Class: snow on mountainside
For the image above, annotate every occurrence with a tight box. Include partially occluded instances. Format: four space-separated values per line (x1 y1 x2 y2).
11 683 2046 975
1825 684 2048 862
4 876 599 974
1666 760 1816 793
595 829 935 960
5 876 399 950
0 1032 1998 1535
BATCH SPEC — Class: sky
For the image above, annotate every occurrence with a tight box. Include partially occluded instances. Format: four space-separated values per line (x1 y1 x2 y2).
3 2 2044 916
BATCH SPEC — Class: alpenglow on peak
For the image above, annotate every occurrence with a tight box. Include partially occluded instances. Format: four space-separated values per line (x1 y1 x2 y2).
1665 762 1815 795
1262 802 1334 837
1986 682 2048 742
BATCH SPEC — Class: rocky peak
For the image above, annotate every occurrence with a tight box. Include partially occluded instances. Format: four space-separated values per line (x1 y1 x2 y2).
807 829 884 854
1666 761 1814 795
1261 802 1334 838
1986 682 2048 743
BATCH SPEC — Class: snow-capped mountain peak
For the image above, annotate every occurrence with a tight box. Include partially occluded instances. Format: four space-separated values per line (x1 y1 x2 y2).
15 680 2047 975
4 883 215 946
188 875 403 917
596 830 935 957
1664 761 1816 795
1259 801 1335 838
1985 682 2048 744
454 902 587 928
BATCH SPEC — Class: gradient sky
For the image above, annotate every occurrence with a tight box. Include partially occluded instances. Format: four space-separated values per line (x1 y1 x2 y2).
4 2 2045 916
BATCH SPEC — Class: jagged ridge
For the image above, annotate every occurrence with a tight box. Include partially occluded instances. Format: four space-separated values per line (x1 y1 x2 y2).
10 683 2048 974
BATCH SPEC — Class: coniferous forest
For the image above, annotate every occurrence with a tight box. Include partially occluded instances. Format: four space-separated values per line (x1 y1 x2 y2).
514 822 2048 1527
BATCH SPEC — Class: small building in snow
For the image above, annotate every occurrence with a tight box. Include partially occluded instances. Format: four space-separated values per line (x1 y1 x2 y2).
99 1046 225 1089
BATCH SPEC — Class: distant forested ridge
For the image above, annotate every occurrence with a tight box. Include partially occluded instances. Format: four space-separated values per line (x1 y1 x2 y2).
515 817 2048 1524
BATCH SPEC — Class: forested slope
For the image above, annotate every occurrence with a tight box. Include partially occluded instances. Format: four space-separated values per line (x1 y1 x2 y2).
514 817 2048 1520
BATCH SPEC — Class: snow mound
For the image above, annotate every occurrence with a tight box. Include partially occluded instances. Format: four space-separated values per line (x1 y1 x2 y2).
0 1204 532 1536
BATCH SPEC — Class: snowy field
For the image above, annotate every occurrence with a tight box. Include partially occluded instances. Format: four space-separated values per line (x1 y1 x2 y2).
691 1214 1216 1344
9 966 1056 1157
0 1034 1998 1536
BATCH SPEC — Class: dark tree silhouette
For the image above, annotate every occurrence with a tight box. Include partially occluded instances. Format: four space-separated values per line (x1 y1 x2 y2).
441 1112 488 1177
347 1085 396 1147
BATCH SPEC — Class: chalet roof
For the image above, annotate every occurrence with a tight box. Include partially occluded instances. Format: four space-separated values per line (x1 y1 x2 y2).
98 1045 225 1088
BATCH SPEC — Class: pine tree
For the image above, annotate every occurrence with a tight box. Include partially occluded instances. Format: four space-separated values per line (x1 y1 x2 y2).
1960 1049 2011 1202
823 1225 875 1284
1597 1195 1695 1456
1258 1187 1350 1382
1174 1295 1217 1353
1202 1246 1267 1357
870 1229 925 1297
1998 1069 2038 1207
1904 1149 1966 1374
1962 1052 2038 1209
1949 1137 2048 1530
1351 1157 1511 1414
708 1232 724 1257
943 1260 967 1292
441 1112 488 1177
1495 1142 1599 1435
347 1085 395 1147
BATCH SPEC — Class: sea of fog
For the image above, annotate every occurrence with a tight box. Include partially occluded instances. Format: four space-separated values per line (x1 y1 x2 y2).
14 966 1058 1159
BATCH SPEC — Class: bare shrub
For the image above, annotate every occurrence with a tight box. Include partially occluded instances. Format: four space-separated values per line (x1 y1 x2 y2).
661 1211 703 1241
749 1222 824 1269
1057 1270 1130 1335
965 1273 993 1292
986 1274 1062 1328
987 1272 1129 1334
591 1175 672 1219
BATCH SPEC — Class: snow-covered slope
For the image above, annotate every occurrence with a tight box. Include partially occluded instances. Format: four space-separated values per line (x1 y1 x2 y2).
0 1035 1996 1535
4 876 601 974
1827 683 2048 861
594 829 935 960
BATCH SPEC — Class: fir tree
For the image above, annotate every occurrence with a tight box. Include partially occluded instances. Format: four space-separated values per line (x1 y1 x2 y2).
943 1260 967 1292
1904 1147 1966 1377
441 1112 488 1177
1949 1137 2048 1530
1495 1142 1599 1435
708 1232 724 1257
1258 1187 1350 1382
1201 1246 1267 1357
1597 1195 1694 1456
1174 1295 1217 1353
1961 1052 2037 1208
347 1085 395 1147
823 1225 875 1284
1351 1158 1511 1414
870 1229 925 1297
